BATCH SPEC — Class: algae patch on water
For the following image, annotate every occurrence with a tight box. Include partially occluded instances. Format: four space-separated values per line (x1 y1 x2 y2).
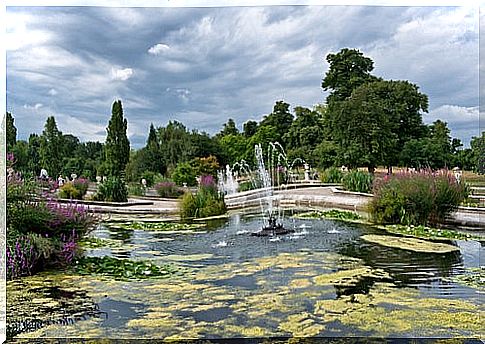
7 274 103 339
361 234 459 253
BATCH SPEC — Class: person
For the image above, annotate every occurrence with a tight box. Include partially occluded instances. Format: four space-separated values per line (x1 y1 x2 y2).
58 175 65 187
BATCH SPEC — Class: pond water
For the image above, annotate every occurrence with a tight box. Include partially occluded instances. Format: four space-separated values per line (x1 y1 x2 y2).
7 210 485 340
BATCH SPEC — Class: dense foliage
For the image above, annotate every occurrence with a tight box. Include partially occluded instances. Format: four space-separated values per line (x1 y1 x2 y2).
180 175 227 219
342 170 373 193
369 170 468 226
7 163 98 280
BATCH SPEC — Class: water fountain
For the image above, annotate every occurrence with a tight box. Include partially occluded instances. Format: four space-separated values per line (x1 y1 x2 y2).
217 142 309 236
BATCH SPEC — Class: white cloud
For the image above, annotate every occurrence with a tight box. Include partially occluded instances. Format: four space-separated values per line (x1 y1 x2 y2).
148 43 170 55
48 88 58 96
6 12 53 51
110 67 134 81
23 103 43 110
427 105 479 146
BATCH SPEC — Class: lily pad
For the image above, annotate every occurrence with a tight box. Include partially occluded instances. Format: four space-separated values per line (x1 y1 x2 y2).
118 221 205 231
381 224 484 241
72 256 178 280
294 210 362 221
361 234 460 253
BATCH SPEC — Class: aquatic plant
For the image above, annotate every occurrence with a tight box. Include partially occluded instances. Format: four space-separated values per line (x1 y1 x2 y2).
382 224 482 241
294 209 361 221
127 221 205 231
92 176 128 202
342 170 373 193
180 175 226 219
370 169 468 226
320 166 343 183
72 256 178 280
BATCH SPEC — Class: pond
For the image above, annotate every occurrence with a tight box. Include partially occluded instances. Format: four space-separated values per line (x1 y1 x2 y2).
7 210 485 340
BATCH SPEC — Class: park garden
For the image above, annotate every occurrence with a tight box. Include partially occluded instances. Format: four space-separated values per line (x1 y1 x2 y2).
5 48 485 340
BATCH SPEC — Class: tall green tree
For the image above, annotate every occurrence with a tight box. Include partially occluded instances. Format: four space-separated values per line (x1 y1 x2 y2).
329 83 399 172
39 116 63 178
243 120 258 138
471 132 485 174
219 118 239 137
27 134 41 176
259 101 294 146
144 123 165 175
322 48 379 103
105 100 130 177
6 112 17 150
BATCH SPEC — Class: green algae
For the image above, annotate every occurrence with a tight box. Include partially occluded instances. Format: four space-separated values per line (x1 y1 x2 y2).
278 313 326 337
361 234 460 253
114 221 205 232
313 267 390 287
8 249 484 339
446 267 485 291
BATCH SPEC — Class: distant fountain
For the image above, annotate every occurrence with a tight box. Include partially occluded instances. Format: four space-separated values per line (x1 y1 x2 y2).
217 165 239 195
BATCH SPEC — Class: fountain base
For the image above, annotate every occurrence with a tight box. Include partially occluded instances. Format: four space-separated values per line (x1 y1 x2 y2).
251 217 295 237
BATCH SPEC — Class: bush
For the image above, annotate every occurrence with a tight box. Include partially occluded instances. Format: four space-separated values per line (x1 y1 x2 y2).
59 182 81 199
342 170 373 193
320 167 343 183
58 178 89 200
172 162 197 186
370 170 468 226
93 176 128 202
6 172 96 280
155 181 185 198
180 175 226 219
127 183 146 196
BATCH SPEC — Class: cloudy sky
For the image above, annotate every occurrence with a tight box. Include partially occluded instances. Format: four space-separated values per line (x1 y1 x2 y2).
5 4 481 148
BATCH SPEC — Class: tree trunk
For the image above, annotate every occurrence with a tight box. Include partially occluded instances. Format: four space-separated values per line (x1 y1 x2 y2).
368 166 375 174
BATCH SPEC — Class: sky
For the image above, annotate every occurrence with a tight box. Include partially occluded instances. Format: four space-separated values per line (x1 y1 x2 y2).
5 4 481 148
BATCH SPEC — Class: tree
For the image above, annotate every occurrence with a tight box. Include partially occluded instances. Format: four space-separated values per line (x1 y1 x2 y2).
39 116 63 178
243 120 258 138
158 121 193 168
105 100 130 177
328 83 399 172
259 101 294 146
219 118 239 137
27 134 41 176
6 112 17 150
322 48 379 103
144 123 165 175
471 132 485 174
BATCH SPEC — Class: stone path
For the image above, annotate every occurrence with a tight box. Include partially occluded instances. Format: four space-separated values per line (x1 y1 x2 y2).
84 186 484 229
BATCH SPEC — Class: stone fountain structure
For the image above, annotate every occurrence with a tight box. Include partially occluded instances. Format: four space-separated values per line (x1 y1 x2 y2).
218 142 308 236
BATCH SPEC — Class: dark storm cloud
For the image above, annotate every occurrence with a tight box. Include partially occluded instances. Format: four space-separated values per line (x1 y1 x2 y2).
6 5 479 147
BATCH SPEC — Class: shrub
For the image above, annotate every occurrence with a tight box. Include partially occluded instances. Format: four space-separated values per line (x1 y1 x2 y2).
127 183 146 197
58 178 89 200
7 173 96 280
342 170 373 193
155 181 185 198
172 162 197 186
370 170 468 226
59 182 82 199
320 167 343 183
73 178 89 196
93 176 128 202
180 175 226 219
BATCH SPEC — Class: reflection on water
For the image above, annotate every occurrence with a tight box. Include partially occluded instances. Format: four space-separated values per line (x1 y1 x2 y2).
7 211 485 339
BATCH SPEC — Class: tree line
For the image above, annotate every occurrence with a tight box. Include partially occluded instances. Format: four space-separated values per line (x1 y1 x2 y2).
6 48 485 183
